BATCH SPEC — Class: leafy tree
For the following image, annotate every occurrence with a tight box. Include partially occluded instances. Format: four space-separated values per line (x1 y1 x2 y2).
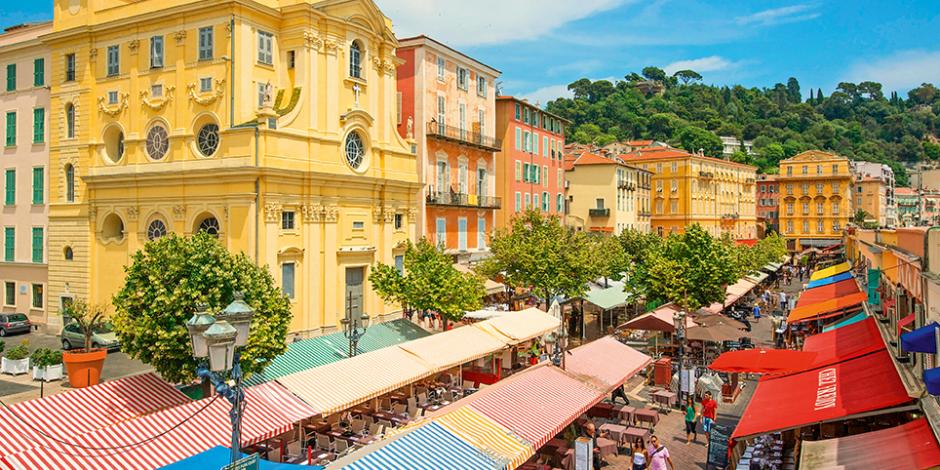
591 235 630 287
786 77 802 103
112 233 291 383
478 211 598 307
673 126 723 156
674 69 703 85
370 239 484 329
641 66 667 82
62 299 108 352
925 141 940 160
853 208 872 226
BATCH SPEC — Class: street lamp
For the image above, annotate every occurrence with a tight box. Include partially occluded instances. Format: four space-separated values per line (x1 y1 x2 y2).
341 292 370 358
544 326 569 369
673 310 687 405
186 292 255 467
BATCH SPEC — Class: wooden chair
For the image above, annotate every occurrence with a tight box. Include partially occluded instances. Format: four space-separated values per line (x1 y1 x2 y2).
316 434 334 453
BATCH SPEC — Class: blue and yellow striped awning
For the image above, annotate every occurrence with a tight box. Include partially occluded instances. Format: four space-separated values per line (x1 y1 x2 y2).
342 422 504 470
810 261 851 281
436 407 533 469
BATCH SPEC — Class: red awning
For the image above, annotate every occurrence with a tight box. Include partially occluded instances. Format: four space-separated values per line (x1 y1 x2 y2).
709 349 818 374
564 336 652 392
791 317 885 373
787 292 868 323
796 279 862 308
732 349 911 439
800 418 940 470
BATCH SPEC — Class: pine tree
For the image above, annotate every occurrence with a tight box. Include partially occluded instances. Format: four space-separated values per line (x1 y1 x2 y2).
816 88 824 102
807 88 814 105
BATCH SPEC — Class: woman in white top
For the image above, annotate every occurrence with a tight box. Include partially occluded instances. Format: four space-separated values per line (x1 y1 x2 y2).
631 437 648 470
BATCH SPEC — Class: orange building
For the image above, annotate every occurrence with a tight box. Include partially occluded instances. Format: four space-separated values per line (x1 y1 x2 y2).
396 36 500 263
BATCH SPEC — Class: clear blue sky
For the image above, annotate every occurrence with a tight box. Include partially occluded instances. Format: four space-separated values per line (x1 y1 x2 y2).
7 1 939 106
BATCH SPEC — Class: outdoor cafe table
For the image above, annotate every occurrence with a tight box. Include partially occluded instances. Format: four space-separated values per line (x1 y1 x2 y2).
326 429 376 447
651 390 677 410
623 426 651 441
587 402 620 420
634 408 659 428
616 405 636 425
599 423 629 445
371 411 410 426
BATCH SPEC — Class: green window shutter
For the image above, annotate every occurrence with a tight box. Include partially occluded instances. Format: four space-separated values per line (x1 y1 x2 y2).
32 167 43 204
4 169 14 205
4 227 14 262
32 108 44 143
5 64 14 91
5 111 15 146
33 58 44 87
31 227 43 263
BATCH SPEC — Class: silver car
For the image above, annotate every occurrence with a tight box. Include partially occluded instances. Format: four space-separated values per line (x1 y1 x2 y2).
0 313 31 337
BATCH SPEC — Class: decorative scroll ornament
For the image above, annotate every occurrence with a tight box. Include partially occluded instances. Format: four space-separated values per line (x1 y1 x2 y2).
302 204 323 223
128 40 140 54
172 205 186 221
303 30 322 50
139 86 175 111
323 39 340 53
324 206 339 223
174 30 187 45
187 79 225 106
126 206 139 221
97 93 129 116
264 202 282 223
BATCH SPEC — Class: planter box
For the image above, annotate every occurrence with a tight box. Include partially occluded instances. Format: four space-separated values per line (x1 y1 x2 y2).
2 357 30 375
32 364 64 382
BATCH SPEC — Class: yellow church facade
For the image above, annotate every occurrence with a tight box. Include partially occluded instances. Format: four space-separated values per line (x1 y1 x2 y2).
44 0 420 336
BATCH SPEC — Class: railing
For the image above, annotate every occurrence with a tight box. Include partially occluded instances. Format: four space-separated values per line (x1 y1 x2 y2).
618 182 635 191
721 213 740 220
426 188 501 209
589 208 610 217
745 177 755 184
427 122 501 151
639 211 652 217
638 183 652 190
699 171 714 178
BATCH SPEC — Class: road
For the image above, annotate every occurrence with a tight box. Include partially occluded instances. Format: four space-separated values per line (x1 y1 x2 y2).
0 328 152 399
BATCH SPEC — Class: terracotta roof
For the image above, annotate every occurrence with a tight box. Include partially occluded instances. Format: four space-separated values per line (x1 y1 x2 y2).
625 140 654 146
573 152 619 166
622 148 758 170
896 187 917 196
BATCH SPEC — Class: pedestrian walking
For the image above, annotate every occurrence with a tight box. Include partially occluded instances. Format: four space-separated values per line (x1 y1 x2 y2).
684 396 697 444
779 291 787 313
647 435 675 470
700 391 718 445
611 383 630 405
631 437 648 470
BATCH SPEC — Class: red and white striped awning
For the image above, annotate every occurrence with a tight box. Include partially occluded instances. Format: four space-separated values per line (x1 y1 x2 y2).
3 382 314 470
0 372 189 457
564 336 652 392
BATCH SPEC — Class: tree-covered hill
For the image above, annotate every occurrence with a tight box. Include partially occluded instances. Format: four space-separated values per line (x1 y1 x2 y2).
544 66 940 186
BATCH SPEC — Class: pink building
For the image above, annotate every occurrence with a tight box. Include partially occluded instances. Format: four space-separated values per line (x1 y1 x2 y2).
493 97 567 229
0 22 50 324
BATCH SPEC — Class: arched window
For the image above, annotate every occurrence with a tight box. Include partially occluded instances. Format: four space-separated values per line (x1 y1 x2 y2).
101 213 125 241
64 246 73 261
65 164 75 202
197 216 220 237
147 219 168 240
65 104 75 139
349 41 362 79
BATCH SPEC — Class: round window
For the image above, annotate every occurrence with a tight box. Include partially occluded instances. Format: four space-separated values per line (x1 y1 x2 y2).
345 131 365 170
146 125 170 160
198 217 220 237
197 123 220 157
147 219 168 240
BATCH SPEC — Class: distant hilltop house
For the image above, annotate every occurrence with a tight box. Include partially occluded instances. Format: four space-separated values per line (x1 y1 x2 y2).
720 136 755 158
601 140 668 156
634 80 665 96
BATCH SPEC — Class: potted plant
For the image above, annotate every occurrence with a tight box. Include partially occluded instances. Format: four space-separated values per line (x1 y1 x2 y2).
61 299 109 388
1 340 30 375
31 348 64 382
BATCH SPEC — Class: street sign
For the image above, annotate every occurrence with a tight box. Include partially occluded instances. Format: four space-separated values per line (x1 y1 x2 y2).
221 453 259 470
706 423 731 470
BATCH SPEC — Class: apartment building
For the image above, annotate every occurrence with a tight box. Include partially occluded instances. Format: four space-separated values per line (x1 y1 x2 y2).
563 152 652 234
396 35 499 263
777 151 853 251
851 161 897 227
756 174 779 234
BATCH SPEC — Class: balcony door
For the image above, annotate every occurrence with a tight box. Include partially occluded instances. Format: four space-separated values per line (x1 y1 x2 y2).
436 160 449 194
477 167 487 197
458 161 468 195
344 267 364 320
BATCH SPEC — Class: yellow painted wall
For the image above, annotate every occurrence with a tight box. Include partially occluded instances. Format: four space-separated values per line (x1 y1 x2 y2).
46 0 420 335
777 150 853 251
565 162 650 234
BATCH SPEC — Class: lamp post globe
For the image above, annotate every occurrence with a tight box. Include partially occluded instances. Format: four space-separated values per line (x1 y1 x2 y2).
203 320 237 372
186 304 216 358
219 291 254 347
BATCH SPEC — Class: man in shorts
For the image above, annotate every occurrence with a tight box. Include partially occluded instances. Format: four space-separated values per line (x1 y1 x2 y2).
700 391 718 444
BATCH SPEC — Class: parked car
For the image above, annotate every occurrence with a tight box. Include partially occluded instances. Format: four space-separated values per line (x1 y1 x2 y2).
60 321 120 351
0 313 31 337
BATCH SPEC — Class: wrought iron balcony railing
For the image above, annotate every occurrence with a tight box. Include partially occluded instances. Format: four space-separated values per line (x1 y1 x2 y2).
426 188 501 209
427 121 502 151
589 208 610 218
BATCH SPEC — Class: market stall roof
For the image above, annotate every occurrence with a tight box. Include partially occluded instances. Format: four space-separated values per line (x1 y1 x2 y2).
564 336 652 391
745 271 769 285
469 365 604 448
397 325 508 372
731 349 910 440
723 278 759 307
463 309 509 321
787 292 868 323
761 262 783 273
583 286 631 310
799 418 940 470
455 264 505 295
618 304 697 332
434 407 534 470
806 271 854 289
822 312 869 332
277 346 433 416
709 349 818 374
4 382 315 470
809 262 851 281
245 319 430 385
796 279 862 308
685 324 748 342
693 313 747 330
0 372 190 456
342 422 503 470
791 317 886 373
474 307 560 343
160 446 321 470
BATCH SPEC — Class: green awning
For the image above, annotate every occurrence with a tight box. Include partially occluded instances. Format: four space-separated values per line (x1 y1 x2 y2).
245 319 430 386
584 287 631 311
762 262 783 273
746 271 769 284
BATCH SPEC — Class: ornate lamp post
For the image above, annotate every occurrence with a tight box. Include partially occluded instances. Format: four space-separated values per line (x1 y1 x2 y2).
544 328 569 369
673 310 687 405
341 292 369 357
186 293 254 467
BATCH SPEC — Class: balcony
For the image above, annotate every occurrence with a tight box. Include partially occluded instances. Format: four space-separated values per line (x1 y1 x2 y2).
745 177 755 184
426 188 501 209
721 213 740 221
699 171 714 179
427 121 501 151
639 210 652 217
589 208 610 218
618 181 636 191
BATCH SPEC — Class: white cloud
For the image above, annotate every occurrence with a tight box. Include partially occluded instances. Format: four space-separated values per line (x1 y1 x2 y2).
844 50 940 93
376 0 629 47
521 84 573 107
735 4 820 26
664 56 740 75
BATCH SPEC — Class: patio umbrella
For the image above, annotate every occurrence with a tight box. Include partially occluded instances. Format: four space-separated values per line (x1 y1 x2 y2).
685 323 748 342
708 349 818 374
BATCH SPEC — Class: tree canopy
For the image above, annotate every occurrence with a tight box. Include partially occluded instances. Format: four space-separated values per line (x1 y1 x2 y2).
545 70 940 186
112 233 292 383
370 239 484 328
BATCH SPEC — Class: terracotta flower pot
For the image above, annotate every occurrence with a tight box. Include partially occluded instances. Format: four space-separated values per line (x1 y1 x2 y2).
62 349 107 388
